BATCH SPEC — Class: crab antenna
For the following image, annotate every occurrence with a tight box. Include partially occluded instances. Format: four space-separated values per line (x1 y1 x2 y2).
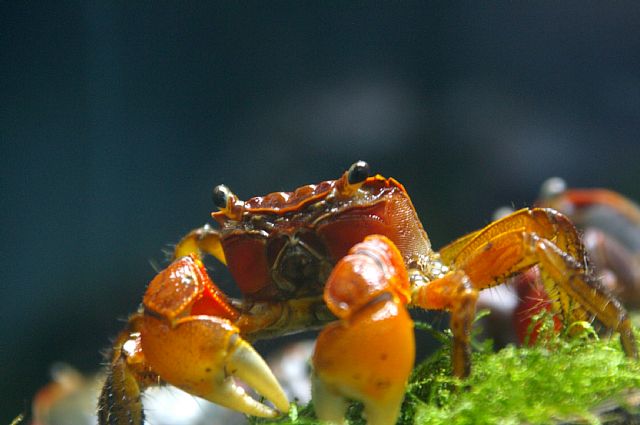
338 160 370 196
212 184 244 220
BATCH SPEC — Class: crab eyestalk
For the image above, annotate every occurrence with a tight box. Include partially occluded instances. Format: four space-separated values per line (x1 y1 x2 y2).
212 184 245 221
336 160 371 196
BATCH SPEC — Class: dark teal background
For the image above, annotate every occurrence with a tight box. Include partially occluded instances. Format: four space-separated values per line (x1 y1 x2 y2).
2 2 640 422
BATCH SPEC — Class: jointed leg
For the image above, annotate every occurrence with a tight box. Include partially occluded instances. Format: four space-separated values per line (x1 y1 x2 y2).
414 208 637 378
439 208 585 265
411 270 478 378
98 315 156 425
530 233 637 357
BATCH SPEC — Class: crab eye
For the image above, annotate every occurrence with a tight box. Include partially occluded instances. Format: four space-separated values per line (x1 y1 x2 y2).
212 184 232 210
347 161 370 185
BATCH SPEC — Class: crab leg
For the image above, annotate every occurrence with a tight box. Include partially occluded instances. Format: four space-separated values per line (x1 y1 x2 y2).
312 235 414 425
411 270 478 378
415 208 638 378
98 318 151 425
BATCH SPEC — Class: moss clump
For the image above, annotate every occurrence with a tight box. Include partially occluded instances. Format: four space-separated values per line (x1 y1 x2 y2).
250 318 640 425
412 339 640 424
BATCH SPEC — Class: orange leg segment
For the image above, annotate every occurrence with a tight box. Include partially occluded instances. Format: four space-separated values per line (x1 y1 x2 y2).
412 270 478 378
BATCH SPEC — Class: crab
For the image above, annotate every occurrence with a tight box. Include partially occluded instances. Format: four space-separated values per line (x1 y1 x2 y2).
98 161 638 425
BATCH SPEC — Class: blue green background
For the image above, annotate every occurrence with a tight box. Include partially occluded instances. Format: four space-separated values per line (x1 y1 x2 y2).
2 2 639 422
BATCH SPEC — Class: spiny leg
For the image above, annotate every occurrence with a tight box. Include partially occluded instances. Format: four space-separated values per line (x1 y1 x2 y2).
439 208 594 326
98 316 156 425
452 208 637 357
439 208 585 265
414 208 637 378
529 233 637 358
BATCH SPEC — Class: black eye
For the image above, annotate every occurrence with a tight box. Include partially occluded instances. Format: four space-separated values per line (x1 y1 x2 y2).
347 161 370 185
212 184 231 210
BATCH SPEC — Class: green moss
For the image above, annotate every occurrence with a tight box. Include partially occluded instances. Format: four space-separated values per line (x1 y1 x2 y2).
250 316 640 425
413 339 639 424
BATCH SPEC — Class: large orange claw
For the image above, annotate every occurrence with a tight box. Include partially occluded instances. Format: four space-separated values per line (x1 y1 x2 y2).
140 255 289 417
312 235 414 425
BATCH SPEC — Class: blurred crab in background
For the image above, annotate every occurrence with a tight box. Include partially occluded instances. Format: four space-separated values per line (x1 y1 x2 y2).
480 178 640 346
97 162 637 425
539 178 640 307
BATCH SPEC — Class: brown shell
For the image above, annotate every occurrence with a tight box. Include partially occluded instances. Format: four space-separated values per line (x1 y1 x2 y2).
213 175 406 218
243 180 338 213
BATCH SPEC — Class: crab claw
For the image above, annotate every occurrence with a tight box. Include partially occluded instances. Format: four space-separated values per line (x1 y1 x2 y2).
141 314 289 417
139 255 288 417
312 235 415 425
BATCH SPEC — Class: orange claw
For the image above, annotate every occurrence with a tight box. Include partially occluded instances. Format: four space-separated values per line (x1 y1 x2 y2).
140 255 289 417
312 235 414 425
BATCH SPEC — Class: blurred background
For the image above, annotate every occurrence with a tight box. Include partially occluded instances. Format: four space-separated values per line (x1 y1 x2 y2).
2 2 640 422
